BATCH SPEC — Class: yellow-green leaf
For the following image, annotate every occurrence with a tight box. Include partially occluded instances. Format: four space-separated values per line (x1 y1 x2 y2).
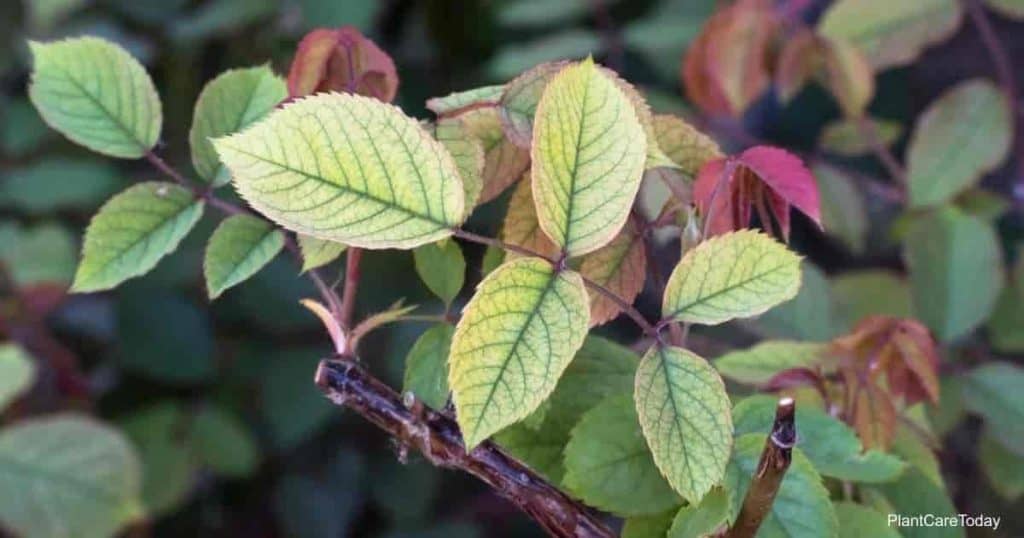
663 230 802 325
579 223 646 326
28 37 161 158
425 84 505 114
531 58 647 257
297 233 346 272
652 114 723 176
204 214 285 299
189 65 286 186
413 238 466 306
214 93 465 249
73 182 203 292
907 79 1012 208
501 176 560 260
434 118 485 218
713 341 825 386
461 107 530 203
449 257 589 449
818 0 962 71
0 344 35 411
635 345 732 503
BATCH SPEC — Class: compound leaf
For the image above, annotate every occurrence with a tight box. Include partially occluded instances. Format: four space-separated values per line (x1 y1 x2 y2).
214 93 464 249
73 182 203 292
449 257 589 449
204 214 284 299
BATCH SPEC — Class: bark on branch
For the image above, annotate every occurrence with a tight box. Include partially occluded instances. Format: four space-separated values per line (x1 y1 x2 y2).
725 397 797 538
314 357 615 538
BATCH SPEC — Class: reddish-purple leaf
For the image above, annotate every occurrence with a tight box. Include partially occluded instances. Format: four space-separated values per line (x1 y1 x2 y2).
287 26 399 102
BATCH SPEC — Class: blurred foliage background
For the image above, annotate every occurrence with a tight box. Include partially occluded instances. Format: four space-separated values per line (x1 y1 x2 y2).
0 0 1022 537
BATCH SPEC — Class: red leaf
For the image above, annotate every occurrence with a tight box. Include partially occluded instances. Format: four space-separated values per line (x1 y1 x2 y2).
287 26 399 102
737 146 821 227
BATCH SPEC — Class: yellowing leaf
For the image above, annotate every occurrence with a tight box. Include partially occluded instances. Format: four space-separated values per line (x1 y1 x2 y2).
73 182 204 292
907 79 1012 208
204 214 285 299
214 93 464 249
28 37 161 158
461 107 530 203
500 176 560 260
652 114 723 176
663 230 802 325
635 346 732 503
189 65 287 186
818 0 962 70
531 59 647 256
297 233 346 272
579 223 646 326
449 257 589 449
434 118 485 218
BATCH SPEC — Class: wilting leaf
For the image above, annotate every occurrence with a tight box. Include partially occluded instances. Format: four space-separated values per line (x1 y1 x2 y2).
834 502 900 538
663 230 802 325
204 214 285 299
426 84 505 115
903 208 1003 341
635 346 732 503
579 223 646 326
501 176 561 259
460 108 530 203
819 117 902 156
287 26 398 101
733 395 905 483
906 79 1012 208
403 323 455 410
978 428 1024 500
564 394 680 516
0 415 143 538
652 114 723 176
434 118 485 217
963 362 1024 455
28 37 161 158
531 58 646 256
214 93 465 249
297 233 346 272
449 257 589 448
73 182 203 292
683 0 779 116
413 239 465 306
190 65 286 186
694 146 820 239
667 486 729 538
0 345 36 411
813 164 867 253
714 341 825 386
725 434 837 538
818 0 963 70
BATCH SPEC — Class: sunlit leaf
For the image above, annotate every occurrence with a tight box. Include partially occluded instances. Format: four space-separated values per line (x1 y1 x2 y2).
449 257 589 448
297 233 346 272
0 345 36 411
635 345 732 503
189 65 286 186
426 84 505 115
214 93 465 249
663 230 802 325
204 214 285 299
403 323 455 410
434 118 485 217
579 223 646 326
28 37 161 158
460 108 530 203
907 80 1012 208
713 340 825 386
413 239 466 306
531 58 647 256
73 182 204 292
652 114 722 176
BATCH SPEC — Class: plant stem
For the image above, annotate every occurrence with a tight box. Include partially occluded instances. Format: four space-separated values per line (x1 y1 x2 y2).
726 397 796 538
315 357 615 538
340 248 363 330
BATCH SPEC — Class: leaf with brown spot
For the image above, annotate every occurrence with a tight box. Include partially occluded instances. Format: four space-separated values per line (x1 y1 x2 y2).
579 223 646 326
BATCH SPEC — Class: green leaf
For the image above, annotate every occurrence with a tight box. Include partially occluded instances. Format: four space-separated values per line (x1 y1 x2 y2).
190 405 261 478
819 117 902 157
818 0 962 70
402 323 455 410
0 344 35 411
814 163 867 254
907 80 1012 208
28 37 161 158
493 419 568 483
833 502 900 538
713 341 825 386
120 403 196 516
635 345 732 503
0 221 77 287
623 509 677 538
903 208 1003 341
426 84 505 114
663 230 802 325
0 158 123 214
753 262 839 341
449 257 589 449
985 0 1024 18
668 486 729 538
725 434 838 538
979 428 1024 500
733 395 906 483
0 415 143 537
531 58 647 256
189 65 286 186
434 118 485 217
564 394 681 516
652 114 722 176
963 362 1024 456
874 466 964 538
73 182 203 292
297 233 346 272
987 251 1024 352
204 214 284 299
831 270 913 329
413 239 466 306
214 93 465 249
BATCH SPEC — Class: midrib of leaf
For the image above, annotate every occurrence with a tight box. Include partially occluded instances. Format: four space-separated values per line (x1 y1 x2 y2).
0 453 121 502
469 270 558 442
50 62 147 153
217 226 279 288
652 348 693 494
670 262 793 319
560 74 592 253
